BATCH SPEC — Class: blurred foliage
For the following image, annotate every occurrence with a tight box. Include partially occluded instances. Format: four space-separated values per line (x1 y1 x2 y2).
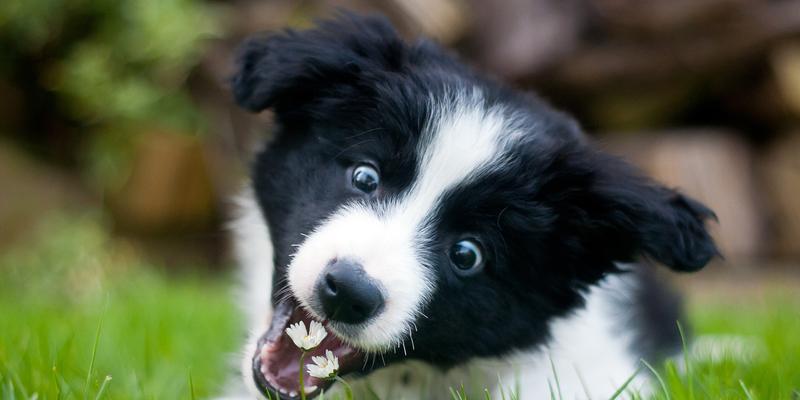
52 1 219 128
0 0 222 188
0 212 131 300
0 0 220 128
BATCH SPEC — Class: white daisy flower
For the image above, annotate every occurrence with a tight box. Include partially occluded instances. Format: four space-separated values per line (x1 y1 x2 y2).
285 320 327 351
306 350 339 379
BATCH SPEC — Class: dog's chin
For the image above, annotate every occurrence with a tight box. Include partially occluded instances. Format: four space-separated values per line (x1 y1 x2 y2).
251 298 363 400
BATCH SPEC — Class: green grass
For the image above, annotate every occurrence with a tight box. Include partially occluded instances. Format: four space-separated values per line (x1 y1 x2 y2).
0 214 241 399
0 272 240 399
654 297 800 400
1 214 798 399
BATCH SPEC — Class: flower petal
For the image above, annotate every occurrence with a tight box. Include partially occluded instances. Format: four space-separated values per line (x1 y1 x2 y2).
306 364 325 378
311 355 327 366
305 348 339 379
285 321 308 349
325 350 339 370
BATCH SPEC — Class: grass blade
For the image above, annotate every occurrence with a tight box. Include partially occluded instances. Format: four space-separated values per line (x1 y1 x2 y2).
449 386 460 400
549 354 563 400
739 380 754 400
2 378 15 400
84 306 107 399
573 365 592 400
676 321 693 400
608 367 641 400
5 365 29 399
188 369 196 400
52 365 63 400
93 376 112 400
496 372 509 400
641 359 670 400
334 375 354 400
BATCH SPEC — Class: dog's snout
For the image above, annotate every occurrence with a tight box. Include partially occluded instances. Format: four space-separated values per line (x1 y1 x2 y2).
315 260 384 324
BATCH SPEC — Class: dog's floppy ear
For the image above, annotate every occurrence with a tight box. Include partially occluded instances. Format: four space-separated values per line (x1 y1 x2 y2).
232 13 405 116
542 147 720 273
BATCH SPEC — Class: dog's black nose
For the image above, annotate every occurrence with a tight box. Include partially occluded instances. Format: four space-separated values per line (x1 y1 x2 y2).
315 260 384 324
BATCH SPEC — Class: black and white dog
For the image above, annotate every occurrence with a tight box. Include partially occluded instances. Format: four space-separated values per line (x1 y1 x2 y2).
226 14 718 400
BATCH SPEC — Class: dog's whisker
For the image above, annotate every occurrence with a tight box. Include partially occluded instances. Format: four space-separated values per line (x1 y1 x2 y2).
342 126 381 141
333 138 378 159
362 350 371 371
370 350 377 371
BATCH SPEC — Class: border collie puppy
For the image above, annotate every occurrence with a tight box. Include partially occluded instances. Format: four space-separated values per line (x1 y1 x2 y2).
227 13 718 400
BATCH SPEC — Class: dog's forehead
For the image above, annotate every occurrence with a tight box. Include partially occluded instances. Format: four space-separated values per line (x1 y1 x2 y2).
388 90 522 222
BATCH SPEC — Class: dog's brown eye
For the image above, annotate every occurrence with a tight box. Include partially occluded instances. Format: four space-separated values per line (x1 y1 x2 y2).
352 164 379 193
449 239 484 275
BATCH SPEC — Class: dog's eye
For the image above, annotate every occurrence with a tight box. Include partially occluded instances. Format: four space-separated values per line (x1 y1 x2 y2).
449 239 484 275
352 164 380 193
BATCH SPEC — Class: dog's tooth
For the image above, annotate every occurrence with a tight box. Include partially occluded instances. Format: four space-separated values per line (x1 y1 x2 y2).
279 388 287 394
260 346 269 357
260 365 267 374
289 390 298 398
304 385 318 393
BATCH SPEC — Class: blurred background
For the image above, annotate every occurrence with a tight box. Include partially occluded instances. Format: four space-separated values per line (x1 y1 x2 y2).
1 0 800 397
3 0 800 270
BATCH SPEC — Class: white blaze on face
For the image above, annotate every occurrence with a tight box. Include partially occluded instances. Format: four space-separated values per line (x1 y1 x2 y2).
287 90 515 350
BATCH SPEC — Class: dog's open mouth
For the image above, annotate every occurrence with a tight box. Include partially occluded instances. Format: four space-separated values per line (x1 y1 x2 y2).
252 299 362 399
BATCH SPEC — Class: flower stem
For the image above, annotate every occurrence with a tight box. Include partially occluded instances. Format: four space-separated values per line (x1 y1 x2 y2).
333 375 353 400
299 351 307 400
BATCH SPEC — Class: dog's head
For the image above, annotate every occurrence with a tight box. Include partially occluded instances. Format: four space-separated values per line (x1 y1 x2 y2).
232 14 718 399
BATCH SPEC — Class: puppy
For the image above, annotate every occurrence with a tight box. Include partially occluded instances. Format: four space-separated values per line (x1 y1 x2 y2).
227 13 718 400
